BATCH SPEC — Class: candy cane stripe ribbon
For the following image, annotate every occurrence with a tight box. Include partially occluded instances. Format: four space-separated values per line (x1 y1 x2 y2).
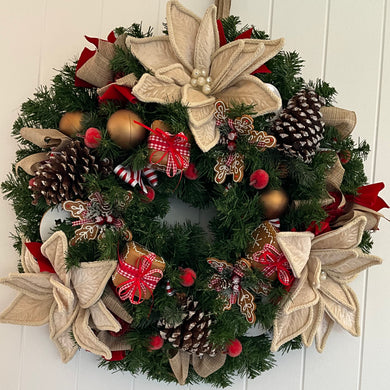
253 243 294 286
116 252 163 305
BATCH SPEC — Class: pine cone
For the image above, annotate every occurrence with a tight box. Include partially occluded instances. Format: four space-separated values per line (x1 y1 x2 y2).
272 89 326 163
30 140 112 205
159 297 217 357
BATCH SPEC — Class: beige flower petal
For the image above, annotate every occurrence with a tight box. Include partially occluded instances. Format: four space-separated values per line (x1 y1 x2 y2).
101 287 133 324
193 4 218 72
276 231 314 278
97 73 138 96
41 231 69 287
89 301 121 332
155 63 191 86
127 35 178 74
333 204 383 231
249 38 285 73
97 330 132 352
21 238 40 274
320 277 356 311
166 0 200 72
216 75 281 116
168 349 190 385
51 277 75 313
73 308 112 359
315 311 334 352
315 248 382 282
210 40 248 93
0 273 52 299
322 286 360 337
51 328 78 363
49 288 78 340
192 351 227 378
71 260 117 308
301 298 324 348
132 74 182 104
311 215 366 250
283 266 319 314
0 293 53 326
271 305 314 352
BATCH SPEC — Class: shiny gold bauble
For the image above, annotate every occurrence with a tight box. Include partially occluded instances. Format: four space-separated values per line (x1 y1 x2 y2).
58 111 84 136
259 189 289 219
106 110 146 150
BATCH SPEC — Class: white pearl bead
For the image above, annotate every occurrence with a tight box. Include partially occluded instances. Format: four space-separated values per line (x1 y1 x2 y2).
202 84 211 95
197 76 206 86
200 69 207 77
192 68 201 78
190 78 198 87
206 76 212 84
320 271 327 281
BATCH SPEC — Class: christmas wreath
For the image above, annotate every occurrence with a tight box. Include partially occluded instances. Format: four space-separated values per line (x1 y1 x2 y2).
1 0 388 387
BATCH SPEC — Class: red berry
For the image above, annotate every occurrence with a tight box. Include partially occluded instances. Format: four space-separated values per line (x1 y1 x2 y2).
226 339 242 357
149 335 164 351
227 131 238 141
84 127 102 148
338 150 351 164
184 163 198 180
28 178 36 189
249 169 269 190
179 268 197 287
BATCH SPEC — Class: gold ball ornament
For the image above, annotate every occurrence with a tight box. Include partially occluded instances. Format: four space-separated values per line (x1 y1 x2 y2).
106 110 146 150
259 189 289 219
58 111 84 136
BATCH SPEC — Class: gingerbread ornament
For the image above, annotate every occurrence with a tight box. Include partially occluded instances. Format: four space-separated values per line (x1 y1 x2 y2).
214 153 245 184
208 257 256 324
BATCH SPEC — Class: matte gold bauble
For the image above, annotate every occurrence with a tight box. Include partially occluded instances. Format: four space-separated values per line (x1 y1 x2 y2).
106 110 146 150
259 189 289 219
58 111 84 136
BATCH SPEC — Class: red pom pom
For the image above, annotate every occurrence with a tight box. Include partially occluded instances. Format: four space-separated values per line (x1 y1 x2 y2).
249 169 269 190
84 127 102 148
149 335 164 351
184 163 198 180
180 268 197 287
227 140 237 151
226 339 242 357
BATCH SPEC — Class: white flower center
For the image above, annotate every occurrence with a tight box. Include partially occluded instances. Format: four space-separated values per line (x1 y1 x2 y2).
190 68 212 95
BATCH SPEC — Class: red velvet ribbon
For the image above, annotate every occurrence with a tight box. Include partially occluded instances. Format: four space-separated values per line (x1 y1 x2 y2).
253 244 294 286
25 242 55 274
115 251 163 305
136 121 190 178
345 182 389 211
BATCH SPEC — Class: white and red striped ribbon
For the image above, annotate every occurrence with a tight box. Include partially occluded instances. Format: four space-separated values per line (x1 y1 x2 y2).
114 164 158 193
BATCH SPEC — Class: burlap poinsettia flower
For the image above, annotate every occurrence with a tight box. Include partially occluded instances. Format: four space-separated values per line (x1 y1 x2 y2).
0 231 121 362
271 216 382 352
127 0 284 152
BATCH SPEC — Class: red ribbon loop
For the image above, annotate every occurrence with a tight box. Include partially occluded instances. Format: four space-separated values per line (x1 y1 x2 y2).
115 251 163 305
253 244 294 286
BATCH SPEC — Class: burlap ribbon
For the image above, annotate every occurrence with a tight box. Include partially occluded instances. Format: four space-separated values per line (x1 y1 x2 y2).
215 0 231 19
15 127 71 175
321 106 357 206
169 350 226 385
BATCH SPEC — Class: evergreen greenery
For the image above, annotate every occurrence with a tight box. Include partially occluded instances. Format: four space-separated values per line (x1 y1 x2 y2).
1 16 372 388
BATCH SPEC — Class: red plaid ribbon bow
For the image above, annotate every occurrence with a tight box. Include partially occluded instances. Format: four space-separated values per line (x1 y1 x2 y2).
252 244 294 286
135 121 190 177
115 252 163 305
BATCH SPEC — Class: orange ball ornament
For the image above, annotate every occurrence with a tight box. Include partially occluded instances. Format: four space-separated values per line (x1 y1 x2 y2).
58 111 84 136
259 189 289 219
107 110 146 150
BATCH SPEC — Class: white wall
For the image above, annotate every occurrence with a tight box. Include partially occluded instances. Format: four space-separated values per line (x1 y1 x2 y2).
1 1 389 389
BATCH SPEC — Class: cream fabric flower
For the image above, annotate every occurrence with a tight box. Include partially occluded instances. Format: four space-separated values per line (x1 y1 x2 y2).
0 231 120 362
271 216 382 352
127 0 284 152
